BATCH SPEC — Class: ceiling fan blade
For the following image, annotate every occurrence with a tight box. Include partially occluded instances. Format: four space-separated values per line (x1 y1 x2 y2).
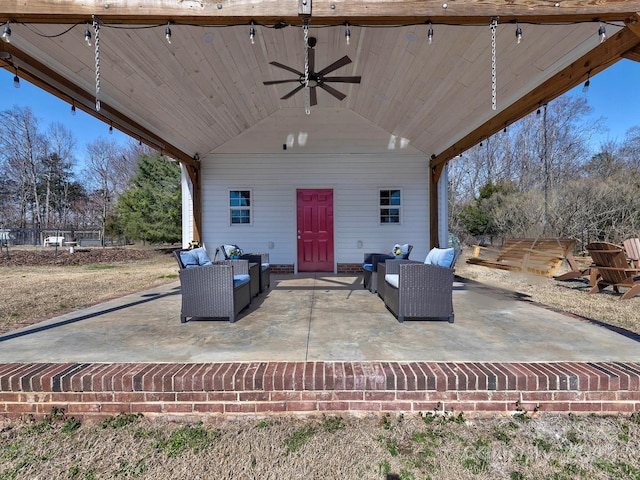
323 76 362 84
269 61 303 77
319 83 346 101
310 87 318 106
281 84 305 100
263 79 300 85
316 56 352 76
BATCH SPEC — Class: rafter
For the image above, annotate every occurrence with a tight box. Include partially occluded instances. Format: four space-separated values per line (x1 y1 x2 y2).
2 0 640 25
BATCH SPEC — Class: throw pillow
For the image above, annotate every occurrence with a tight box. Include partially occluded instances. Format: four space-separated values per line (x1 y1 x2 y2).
424 247 455 268
192 247 212 266
179 250 199 268
392 243 410 259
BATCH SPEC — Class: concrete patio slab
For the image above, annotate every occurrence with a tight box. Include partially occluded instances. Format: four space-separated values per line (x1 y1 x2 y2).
0 274 637 363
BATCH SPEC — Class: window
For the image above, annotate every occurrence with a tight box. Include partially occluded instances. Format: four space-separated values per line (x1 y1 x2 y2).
379 189 401 224
229 190 251 225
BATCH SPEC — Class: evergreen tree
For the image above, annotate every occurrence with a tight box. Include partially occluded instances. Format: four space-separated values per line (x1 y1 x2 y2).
116 152 181 244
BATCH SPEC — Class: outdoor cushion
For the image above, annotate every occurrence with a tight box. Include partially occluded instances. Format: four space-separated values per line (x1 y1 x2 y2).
179 248 212 268
424 247 455 268
393 244 411 258
362 263 374 272
261 263 269 271
233 274 251 288
385 274 399 289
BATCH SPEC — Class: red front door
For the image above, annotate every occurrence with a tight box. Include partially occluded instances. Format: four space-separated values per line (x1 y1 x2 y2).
297 189 334 272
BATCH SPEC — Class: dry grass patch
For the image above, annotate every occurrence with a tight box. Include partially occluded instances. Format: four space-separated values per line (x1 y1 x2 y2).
455 251 640 335
0 247 177 333
1 409 639 479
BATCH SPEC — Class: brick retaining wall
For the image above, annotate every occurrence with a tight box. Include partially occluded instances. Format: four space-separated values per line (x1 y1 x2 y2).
1 362 638 421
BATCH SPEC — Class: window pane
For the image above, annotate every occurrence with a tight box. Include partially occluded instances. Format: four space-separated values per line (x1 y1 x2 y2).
380 209 400 224
229 190 251 207
231 209 251 224
389 190 401 205
379 189 400 224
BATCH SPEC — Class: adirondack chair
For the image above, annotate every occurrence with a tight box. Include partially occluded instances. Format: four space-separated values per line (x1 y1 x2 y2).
623 238 640 269
586 242 640 300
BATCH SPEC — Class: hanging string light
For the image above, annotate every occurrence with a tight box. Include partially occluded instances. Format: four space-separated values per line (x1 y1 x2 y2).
165 22 172 44
109 121 113 134
345 22 351 45
427 22 434 45
598 22 606 43
84 24 92 46
71 102 76 115
1 21 11 43
13 67 20 88
93 17 101 111
249 21 255 45
515 23 522 44
490 17 498 111
582 70 591 93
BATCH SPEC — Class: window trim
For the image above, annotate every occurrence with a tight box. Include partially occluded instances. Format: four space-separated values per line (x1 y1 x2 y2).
228 189 253 226
378 188 402 225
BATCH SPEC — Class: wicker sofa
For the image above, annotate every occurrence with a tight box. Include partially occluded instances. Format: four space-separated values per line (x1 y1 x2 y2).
381 260 455 323
173 250 251 323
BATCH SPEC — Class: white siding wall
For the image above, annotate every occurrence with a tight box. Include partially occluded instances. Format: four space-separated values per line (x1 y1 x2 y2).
183 108 438 268
199 153 431 268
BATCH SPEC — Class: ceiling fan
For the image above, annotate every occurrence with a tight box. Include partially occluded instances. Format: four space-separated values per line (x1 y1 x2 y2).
263 37 361 105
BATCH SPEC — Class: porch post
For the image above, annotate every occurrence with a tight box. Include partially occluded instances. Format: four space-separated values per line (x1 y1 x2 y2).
429 163 444 249
184 164 202 243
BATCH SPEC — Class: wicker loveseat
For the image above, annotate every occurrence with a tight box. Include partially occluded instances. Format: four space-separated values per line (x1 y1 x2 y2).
379 248 456 323
173 249 251 323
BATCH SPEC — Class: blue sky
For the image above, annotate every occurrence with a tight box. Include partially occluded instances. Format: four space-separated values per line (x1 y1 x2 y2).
0 58 638 168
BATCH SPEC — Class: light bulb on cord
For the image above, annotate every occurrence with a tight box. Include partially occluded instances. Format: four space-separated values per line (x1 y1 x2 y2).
515 24 522 44
84 27 92 46
345 22 351 45
427 22 434 45
598 23 606 43
250 21 255 44
1 22 11 43
71 103 76 115
13 71 20 88
582 71 591 93
165 23 172 44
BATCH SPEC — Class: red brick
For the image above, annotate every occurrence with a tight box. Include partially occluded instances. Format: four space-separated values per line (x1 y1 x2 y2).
617 392 640 401
352 363 367 390
568 402 603 412
239 392 270 402
539 402 571 412
380 362 396 390
348 401 381 411
201 363 225 391
232 363 250 391
332 362 346 390
100 403 132 413
474 401 508 412
176 392 208 402
212 363 233 390
381 402 413 411
207 392 237 402
522 391 553 402
413 402 444 412
343 362 355 390
553 391 584 402
162 403 194 413
113 392 144 403
51 393 81 402
194 403 224 413
318 401 349 411
584 391 617 401
145 392 176 402
602 402 636 412
0 393 21 402
68 403 101 413
5 403 36 413
363 362 389 390
286 401 317 412
262 362 277 391
256 402 287 413
131 403 163 413
225 403 256 413
334 391 363 401
303 362 315 390
364 392 396 401
270 391 301 402
423 391 457 401
396 391 427 401
415 362 437 390
301 391 333 401
400 364 416 391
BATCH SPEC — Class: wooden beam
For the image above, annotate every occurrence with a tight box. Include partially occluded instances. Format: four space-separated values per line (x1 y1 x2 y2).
430 21 640 172
0 43 198 169
184 164 202 243
2 0 640 25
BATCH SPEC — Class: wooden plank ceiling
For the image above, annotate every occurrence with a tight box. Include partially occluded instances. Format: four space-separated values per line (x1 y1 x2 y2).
1 1 640 167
